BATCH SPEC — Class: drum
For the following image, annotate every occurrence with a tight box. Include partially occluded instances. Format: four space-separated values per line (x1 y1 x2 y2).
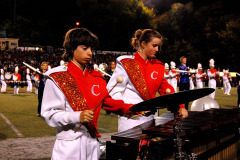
5 73 11 80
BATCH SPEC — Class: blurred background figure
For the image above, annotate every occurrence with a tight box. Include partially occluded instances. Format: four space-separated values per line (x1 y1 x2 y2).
189 70 195 90
169 61 178 92
207 59 218 99
164 63 170 84
223 69 232 95
26 68 32 92
1 69 7 92
13 66 21 94
33 71 40 94
196 63 206 89
37 62 48 117
178 56 190 110
104 60 116 115
105 60 116 83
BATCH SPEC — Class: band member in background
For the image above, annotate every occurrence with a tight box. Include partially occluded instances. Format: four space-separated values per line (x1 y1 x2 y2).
196 63 205 89
223 69 232 95
37 61 48 117
105 61 116 83
207 59 218 99
13 66 21 94
41 28 133 160
177 56 191 110
26 68 32 92
34 72 40 94
169 61 178 92
1 69 7 92
105 60 117 115
164 63 170 84
189 72 195 90
107 29 188 132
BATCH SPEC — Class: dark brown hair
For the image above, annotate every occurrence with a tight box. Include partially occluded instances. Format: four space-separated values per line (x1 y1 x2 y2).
62 28 98 62
131 29 162 50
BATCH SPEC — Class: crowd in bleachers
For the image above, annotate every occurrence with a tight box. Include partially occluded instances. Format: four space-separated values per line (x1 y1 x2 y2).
0 49 132 81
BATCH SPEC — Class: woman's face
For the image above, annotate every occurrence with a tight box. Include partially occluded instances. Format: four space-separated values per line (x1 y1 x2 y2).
73 45 92 68
142 37 162 59
110 62 116 69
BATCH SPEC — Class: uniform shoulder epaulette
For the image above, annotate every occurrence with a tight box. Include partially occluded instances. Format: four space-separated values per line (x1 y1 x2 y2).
46 66 67 76
117 55 133 62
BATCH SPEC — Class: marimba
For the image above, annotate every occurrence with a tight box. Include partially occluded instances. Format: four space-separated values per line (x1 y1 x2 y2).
106 108 240 160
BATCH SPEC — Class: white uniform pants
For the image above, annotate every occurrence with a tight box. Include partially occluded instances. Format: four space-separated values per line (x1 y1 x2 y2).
196 81 203 89
208 79 216 99
27 80 32 92
1 81 6 92
51 132 100 160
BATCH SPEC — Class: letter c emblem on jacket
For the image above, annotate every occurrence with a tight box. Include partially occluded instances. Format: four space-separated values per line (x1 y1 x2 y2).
151 71 158 79
91 85 100 96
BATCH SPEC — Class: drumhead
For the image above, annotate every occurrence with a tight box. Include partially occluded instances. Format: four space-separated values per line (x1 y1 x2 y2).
5 73 11 80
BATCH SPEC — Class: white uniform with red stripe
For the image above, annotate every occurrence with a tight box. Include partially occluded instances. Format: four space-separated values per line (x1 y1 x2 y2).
207 69 218 99
223 74 231 95
107 52 176 132
41 61 130 160
169 70 178 92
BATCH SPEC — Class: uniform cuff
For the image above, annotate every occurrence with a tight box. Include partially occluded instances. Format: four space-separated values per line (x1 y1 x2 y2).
68 111 82 124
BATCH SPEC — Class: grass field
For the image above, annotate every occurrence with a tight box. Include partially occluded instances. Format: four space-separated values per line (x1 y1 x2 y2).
0 86 238 139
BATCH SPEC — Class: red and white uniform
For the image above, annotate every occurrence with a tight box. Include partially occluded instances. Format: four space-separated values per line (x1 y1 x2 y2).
1 70 6 92
196 72 205 89
13 73 21 94
223 73 231 95
189 74 194 90
207 69 218 99
107 52 181 132
41 61 131 160
164 71 170 84
26 74 32 92
169 70 178 92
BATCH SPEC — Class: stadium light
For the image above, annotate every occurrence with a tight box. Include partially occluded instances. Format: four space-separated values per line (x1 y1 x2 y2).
76 22 80 27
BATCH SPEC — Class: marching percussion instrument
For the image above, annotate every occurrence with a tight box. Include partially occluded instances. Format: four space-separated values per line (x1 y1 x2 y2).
4 73 11 80
106 88 240 160
107 109 240 160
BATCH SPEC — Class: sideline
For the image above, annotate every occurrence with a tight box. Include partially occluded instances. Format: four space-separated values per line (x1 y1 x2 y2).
0 112 24 137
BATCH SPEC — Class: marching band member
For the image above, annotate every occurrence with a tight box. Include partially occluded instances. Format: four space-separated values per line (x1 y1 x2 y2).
13 66 21 94
207 59 218 99
169 61 178 92
37 62 49 117
34 72 40 94
164 63 170 84
1 69 7 92
26 68 32 92
177 56 191 110
196 63 205 89
107 29 188 132
41 28 133 160
189 72 195 90
223 69 232 95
